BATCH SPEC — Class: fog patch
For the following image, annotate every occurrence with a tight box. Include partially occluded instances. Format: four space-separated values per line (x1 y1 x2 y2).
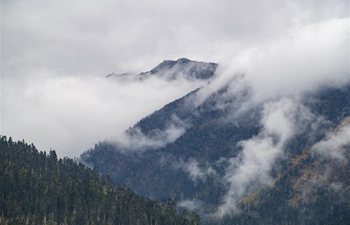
216 98 306 217
1 72 202 157
312 117 350 162
113 114 189 151
172 158 218 183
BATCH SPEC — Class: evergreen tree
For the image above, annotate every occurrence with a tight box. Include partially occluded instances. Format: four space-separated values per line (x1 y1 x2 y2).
0 136 200 225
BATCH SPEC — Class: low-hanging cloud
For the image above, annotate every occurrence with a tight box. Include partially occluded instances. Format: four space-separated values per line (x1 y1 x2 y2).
1 0 348 160
113 114 189 151
288 117 350 207
190 17 349 218
214 97 329 217
1 73 203 157
174 158 218 183
312 117 350 161
215 98 297 217
241 18 349 102
193 17 349 107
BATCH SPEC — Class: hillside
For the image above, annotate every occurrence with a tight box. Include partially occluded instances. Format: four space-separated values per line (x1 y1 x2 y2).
0 136 200 225
81 65 350 225
218 117 350 225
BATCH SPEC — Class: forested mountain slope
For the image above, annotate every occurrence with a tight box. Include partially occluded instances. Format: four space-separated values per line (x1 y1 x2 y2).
80 56 350 224
81 79 350 224
218 117 350 225
0 136 200 225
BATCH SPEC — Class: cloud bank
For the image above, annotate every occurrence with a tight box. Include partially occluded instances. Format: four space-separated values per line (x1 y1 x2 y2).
216 98 298 217
194 17 349 106
1 0 348 157
1 73 203 157
2 0 347 75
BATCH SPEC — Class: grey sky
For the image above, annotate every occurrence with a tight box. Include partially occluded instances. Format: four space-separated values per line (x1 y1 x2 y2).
2 0 347 74
1 0 348 156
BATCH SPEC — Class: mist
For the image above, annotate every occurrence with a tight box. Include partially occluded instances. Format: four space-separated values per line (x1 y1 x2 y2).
113 114 189 151
1 0 348 157
1 73 203 157
215 98 297 216
312 117 350 161
194 17 349 106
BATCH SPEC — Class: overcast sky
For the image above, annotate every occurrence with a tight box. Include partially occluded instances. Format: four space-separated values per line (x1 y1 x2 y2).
2 0 348 74
1 0 349 156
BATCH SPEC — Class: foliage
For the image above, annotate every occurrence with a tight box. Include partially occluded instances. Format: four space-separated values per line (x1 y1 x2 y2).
0 136 200 225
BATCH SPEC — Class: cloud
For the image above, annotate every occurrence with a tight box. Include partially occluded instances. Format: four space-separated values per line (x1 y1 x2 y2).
242 18 349 102
289 117 350 207
114 114 189 151
1 72 202 157
175 158 217 182
215 98 306 217
193 17 349 106
178 198 218 221
1 2 348 220
312 117 350 161
1 0 348 158
2 0 347 76
178 199 206 215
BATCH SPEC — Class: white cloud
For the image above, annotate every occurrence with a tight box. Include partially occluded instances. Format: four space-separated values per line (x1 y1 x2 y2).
114 114 189 151
1 73 202 157
178 199 205 213
216 98 299 217
245 18 349 102
1 0 348 158
2 0 347 76
194 17 349 106
177 159 217 182
312 117 350 161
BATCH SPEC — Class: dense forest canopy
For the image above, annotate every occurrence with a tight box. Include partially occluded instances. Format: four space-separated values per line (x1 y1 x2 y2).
0 136 200 225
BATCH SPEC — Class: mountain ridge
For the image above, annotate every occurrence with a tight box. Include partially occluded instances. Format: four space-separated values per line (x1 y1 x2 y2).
106 58 218 81
81 59 350 225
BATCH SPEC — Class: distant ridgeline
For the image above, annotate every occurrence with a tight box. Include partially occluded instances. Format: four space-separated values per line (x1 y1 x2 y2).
106 58 218 81
0 136 200 225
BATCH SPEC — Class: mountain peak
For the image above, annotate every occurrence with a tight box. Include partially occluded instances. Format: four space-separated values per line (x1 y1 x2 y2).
107 58 218 81
177 57 191 63
147 58 218 80
151 58 191 71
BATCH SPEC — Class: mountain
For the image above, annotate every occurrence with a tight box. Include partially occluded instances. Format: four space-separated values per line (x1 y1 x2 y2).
0 136 200 225
219 116 350 225
81 59 350 224
106 58 218 81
